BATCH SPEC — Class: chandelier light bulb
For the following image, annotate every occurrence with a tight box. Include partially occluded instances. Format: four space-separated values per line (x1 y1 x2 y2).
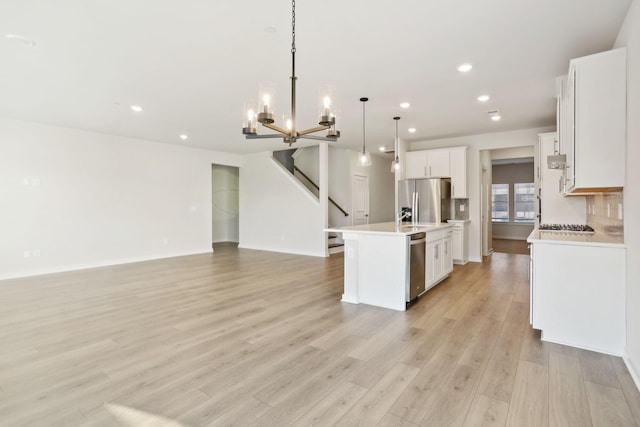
286 118 293 130
262 94 271 112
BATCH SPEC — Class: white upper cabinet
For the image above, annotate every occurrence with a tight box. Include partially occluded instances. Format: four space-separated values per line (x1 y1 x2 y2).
559 48 626 194
405 146 468 198
405 151 428 179
405 149 450 178
449 147 468 198
427 150 450 177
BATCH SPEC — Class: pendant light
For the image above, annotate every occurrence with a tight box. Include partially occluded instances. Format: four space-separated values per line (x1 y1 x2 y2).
357 97 372 167
391 116 402 172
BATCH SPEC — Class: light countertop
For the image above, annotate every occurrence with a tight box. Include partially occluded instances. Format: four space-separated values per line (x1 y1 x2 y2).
326 221 452 236
527 229 625 248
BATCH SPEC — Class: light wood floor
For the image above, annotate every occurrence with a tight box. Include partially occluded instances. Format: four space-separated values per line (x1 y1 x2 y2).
492 239 530 255
1 247 639 426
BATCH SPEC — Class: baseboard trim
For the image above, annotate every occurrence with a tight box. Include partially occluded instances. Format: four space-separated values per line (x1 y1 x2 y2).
237 244 326 258
0 249 214 281
623 349 640 392
469 256 483 263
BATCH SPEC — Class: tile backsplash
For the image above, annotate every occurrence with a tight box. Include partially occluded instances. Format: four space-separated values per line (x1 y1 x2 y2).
586 192 624 238
453 199 469 220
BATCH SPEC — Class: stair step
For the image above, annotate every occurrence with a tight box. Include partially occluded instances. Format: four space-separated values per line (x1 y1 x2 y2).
328 242 344 249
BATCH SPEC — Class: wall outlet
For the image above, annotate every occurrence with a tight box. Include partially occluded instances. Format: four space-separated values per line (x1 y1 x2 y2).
23 250 30 258
459 204 465 212
607 204 611 218
33 249 41 257
31 177 40 186
23 177 30 186
618 203 623 220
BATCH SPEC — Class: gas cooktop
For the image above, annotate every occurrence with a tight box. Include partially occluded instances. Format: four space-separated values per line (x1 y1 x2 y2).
539 224 595 233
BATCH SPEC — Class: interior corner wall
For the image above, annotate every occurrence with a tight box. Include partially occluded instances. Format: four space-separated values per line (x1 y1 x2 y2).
0 117 242 280
238 152 325 257
211 164 239 243
615 0 640 389
410 126 553 262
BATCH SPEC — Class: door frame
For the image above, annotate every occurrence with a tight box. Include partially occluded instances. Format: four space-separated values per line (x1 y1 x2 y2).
352 174 370 225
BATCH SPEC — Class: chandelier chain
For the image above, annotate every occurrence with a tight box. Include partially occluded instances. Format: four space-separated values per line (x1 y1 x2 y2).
291 0 296 53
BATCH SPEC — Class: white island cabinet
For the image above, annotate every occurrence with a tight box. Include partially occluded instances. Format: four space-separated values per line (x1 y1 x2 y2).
326 222 453 311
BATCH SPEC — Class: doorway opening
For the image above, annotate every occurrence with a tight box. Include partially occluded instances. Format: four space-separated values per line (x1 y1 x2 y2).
211 164 239 250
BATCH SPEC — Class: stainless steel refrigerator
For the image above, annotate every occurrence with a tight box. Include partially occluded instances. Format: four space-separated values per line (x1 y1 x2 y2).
398 178 452 223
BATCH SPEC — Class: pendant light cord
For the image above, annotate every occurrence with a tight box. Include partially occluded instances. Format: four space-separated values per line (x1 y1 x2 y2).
362 100 366 154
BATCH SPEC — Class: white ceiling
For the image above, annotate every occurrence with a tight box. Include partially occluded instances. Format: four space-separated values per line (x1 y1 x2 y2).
0 0 631 155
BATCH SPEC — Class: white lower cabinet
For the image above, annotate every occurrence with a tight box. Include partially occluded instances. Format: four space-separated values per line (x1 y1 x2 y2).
447 220 469 264
528 238 625 355
425 227 453 291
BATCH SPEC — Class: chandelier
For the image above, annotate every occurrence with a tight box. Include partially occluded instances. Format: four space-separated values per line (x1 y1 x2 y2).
242 0 340 146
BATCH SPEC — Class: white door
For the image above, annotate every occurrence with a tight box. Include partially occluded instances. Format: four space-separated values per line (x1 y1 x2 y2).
352 175 369 225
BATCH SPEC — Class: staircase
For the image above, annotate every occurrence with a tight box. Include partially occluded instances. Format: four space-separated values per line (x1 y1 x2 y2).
328 231 344 254
272 148 348 255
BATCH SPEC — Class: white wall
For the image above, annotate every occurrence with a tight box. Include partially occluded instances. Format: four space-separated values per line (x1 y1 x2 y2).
211 164 239 243
291 146 394 227
329 148 351 227
0 117 242 280
410 126 553 262
239 151 326 257
615 0 640 388
350 152 395 225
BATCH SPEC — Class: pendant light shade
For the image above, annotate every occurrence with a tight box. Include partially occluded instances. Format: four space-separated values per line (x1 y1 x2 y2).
357 97 372 167
391 116 402 172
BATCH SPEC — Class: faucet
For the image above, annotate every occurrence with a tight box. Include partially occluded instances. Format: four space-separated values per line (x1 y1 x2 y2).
397 211 411 225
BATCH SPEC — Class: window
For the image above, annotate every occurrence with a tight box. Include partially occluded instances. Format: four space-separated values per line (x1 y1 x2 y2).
514 183 535 222
491 183 509 222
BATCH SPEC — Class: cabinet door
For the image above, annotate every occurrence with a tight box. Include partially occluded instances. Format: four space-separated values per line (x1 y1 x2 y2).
564 68 576 192
426 150 450 178
425 241 436 287
443 236 453 275
405 151 428 179
449 147 467 198
451 228 463 262
572 48 626 190
433 242 443 281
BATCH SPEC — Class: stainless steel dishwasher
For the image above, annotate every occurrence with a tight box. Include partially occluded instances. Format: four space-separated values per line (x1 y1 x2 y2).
407 232 426 301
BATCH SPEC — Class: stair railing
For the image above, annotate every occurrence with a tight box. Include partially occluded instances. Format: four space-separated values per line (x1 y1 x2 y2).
293 166 349 217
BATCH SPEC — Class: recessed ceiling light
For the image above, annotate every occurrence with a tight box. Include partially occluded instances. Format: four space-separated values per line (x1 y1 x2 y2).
179 134 188 140
477 94 490 102
488 110 501 121
400 102 410 109
130 105 143 113
457 63 473 73
408 128 417 133
5 34 36 47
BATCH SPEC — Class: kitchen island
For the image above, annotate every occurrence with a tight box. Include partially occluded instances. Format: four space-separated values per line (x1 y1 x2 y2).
326 222 453 311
